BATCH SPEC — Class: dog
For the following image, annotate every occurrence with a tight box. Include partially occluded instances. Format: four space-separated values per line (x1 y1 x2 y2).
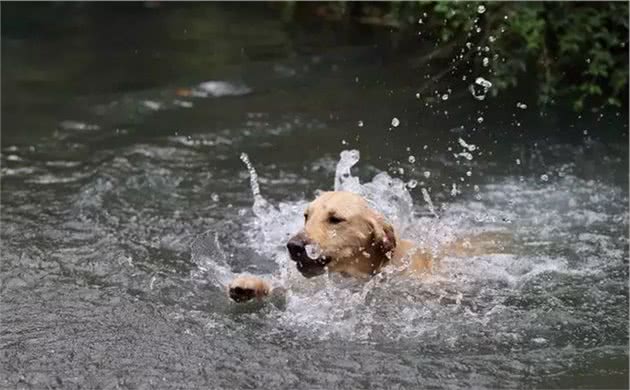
228 191 436 302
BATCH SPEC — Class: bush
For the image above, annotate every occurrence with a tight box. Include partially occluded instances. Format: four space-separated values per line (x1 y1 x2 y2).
280 2 629 113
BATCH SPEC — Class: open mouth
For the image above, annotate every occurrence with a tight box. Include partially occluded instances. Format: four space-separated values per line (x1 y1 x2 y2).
292 254 331 278
295 260 327 278
287 239 331 278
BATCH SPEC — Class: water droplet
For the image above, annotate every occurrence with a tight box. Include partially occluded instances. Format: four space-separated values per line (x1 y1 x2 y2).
516 102 528 109
469 77 492 100
450 183 461 196
357 120 364 127
423 171 431 178
482 57 489 67
407 179 418 189
211 193 219 202
417 18 423 24
473 185 480 192
305 244 323 260
408 155 416 163
456 152 474 161
475 77 493 89
466 170 472 177
489 36 496 43
391 117 400 127
415 92 420 99
540 174 549 182
516 158 521 165
442 94 449 100
341 139 348 145
458 137 477 151
477 116 484 123
477 5 486 14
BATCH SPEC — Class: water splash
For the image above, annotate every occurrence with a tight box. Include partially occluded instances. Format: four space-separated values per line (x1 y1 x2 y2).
421 187 439 218
240 153 275 219
192 149 627 347
238 152 301 272
190 230 234 287
332 151 415 232
305 244 323 260
334 150 362 193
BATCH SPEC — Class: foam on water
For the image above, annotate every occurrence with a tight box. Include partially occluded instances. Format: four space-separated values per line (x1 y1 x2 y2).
191 149 628 343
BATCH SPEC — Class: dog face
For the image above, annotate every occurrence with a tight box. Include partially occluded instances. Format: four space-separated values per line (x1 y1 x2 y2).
287 191 396 278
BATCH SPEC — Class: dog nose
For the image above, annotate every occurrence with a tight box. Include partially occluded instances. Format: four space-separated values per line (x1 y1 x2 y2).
287 237 306 260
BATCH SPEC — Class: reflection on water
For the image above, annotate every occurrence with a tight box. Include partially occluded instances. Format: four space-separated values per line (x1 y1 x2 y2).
1 3 628 389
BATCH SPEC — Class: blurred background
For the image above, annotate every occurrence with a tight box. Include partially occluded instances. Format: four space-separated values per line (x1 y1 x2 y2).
3 2 628 144
1 2 628 389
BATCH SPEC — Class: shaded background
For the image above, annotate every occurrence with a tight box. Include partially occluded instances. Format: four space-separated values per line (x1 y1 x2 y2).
1 2 628 389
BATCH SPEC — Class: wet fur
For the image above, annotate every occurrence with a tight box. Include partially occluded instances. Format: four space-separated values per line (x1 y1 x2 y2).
228 191 432 301
300 191 432 277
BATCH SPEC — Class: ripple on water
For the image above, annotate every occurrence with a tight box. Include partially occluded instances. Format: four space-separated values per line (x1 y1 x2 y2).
187 149 628 354
2 140 627 388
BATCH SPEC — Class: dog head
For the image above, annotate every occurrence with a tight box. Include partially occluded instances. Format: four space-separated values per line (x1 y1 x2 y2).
286 191 396 278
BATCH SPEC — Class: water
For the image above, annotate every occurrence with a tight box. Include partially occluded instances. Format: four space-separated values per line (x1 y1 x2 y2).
1 3 628 389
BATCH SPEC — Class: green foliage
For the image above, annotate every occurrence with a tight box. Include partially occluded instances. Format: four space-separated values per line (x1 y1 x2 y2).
410 1 628 112
435 2 627 111
283 1 628 112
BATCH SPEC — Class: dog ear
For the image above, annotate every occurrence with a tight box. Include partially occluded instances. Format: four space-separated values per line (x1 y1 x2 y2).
369 215 397 255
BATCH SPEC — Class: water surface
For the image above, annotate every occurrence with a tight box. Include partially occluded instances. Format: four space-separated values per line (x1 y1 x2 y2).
1 4 628 389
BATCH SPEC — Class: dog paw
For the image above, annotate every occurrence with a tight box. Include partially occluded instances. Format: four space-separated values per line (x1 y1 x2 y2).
227 275 270 303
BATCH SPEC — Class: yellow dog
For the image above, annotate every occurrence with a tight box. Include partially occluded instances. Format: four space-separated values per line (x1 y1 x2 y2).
228 191 436 302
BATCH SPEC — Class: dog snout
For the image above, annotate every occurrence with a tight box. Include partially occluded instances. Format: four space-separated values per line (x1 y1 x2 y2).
287 235 308 261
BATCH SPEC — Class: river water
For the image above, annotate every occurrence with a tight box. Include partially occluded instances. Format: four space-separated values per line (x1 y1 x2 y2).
1 3 628 389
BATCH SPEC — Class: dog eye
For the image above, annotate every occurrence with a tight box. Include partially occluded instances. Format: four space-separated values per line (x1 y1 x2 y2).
328 215 345 224
304 213 309 221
